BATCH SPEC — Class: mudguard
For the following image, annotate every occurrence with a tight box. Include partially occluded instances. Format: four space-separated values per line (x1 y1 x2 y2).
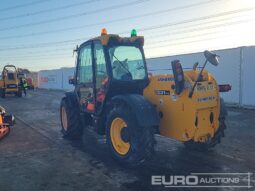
111 94 160 127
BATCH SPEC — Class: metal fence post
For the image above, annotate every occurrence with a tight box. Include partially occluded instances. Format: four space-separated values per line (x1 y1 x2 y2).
239 47 244 107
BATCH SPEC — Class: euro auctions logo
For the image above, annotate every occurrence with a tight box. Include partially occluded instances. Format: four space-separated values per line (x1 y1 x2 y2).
152 175 198 187
151 173 253 188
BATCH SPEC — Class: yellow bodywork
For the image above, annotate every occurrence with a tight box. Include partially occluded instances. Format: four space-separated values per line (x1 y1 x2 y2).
144 70 220 143
0 77 19 93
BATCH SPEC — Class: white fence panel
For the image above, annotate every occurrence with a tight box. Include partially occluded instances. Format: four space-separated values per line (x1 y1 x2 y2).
212 48 241 105
242 47 255 107
61 68 75 90
38 69 62 89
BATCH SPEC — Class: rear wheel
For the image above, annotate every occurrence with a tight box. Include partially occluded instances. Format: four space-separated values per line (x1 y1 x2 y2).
106 104 155 166
110 117 131 155
60 98 82 140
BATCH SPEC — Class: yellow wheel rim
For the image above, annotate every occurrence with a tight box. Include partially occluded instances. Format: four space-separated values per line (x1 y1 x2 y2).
110 117 130 155
61 107 68 131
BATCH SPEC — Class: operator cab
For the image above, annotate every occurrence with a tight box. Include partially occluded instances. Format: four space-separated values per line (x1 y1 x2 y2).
2 65 18 81
71 29 149 114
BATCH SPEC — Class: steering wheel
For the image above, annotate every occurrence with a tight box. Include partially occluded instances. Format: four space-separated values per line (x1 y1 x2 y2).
112 59 128 70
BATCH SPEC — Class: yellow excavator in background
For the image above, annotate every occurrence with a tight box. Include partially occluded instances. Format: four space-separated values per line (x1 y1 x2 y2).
0 65 22 98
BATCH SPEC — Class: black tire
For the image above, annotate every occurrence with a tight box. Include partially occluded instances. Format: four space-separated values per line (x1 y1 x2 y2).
184 98 227 151
106 103 155 166
60 97 82 140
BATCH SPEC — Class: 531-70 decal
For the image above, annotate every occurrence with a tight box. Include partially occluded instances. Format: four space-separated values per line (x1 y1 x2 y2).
154 90 170 95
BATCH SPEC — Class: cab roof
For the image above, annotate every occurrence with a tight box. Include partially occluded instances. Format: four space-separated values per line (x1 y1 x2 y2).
79 34 144 49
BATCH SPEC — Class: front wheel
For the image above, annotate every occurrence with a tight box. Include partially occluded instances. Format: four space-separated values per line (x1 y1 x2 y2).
60 98 82 140
106 104 155 166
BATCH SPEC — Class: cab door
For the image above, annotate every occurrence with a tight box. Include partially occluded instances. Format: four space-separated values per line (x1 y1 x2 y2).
75 42 95 112
93 40 108 113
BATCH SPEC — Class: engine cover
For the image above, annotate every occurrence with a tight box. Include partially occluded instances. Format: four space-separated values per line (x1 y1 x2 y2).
143 71 220 142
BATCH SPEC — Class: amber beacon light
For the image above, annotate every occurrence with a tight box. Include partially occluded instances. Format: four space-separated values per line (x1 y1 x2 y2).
101 28 108 35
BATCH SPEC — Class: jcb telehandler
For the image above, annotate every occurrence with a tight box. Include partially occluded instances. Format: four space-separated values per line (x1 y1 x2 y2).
0 65 22 98
0 106 15 140
60 29 228 165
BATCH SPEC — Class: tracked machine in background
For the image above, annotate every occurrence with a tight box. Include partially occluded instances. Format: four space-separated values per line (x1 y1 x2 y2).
60 29 230 166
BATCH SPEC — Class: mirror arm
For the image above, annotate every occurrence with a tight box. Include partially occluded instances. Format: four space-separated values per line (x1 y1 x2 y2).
188 59 208 98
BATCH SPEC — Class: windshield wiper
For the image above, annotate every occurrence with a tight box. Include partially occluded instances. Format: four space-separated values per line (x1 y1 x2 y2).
112 54 132 76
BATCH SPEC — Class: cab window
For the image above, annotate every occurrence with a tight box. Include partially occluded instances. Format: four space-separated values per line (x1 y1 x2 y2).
109 46 146 81
77 44 92 84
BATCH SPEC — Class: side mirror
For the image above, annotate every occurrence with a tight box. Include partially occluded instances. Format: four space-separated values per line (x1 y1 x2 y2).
204 50 219 66
69 78 75 85
171 60 185 95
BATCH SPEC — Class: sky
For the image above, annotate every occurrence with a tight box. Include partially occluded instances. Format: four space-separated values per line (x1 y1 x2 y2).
0 0 254 71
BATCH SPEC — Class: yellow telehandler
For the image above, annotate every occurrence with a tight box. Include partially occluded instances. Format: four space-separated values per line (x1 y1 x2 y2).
60 29 229 166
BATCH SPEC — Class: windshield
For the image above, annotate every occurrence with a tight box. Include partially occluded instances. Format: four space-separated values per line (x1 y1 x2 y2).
109 46 146 81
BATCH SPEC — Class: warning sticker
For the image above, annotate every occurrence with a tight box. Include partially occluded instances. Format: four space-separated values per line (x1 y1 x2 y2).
171 94 177 101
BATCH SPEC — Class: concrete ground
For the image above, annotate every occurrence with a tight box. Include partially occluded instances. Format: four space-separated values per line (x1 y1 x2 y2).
0 89 254 191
